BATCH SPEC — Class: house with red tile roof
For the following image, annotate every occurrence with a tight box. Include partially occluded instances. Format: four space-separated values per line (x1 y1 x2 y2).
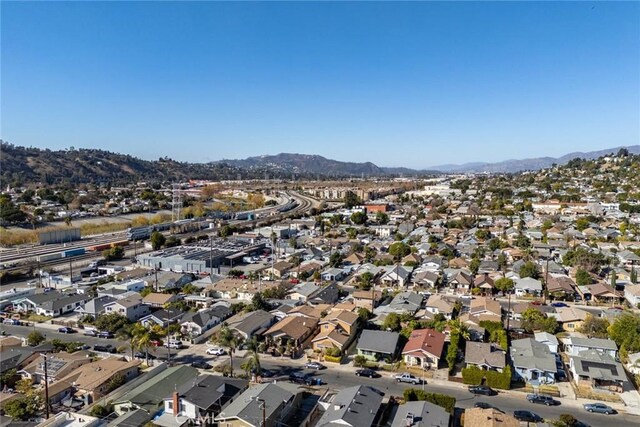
401 328 445 369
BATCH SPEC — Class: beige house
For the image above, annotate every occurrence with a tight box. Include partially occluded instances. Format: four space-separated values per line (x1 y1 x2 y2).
312 310 360 353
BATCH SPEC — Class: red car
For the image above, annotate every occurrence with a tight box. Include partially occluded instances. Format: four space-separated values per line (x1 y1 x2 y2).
150 339 163 347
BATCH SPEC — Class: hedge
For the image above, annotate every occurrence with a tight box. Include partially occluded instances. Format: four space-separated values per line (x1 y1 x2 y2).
324 355 341 363
403 389 456 414
479 320 508 350
461 365 511 390
446 332 460 373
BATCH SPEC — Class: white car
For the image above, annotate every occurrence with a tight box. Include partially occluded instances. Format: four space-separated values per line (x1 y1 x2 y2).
207 347 225 356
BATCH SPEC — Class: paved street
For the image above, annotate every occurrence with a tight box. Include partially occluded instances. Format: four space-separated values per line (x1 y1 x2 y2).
2 323 638 427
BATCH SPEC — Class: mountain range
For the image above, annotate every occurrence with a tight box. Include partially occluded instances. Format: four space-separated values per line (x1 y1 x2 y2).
1 141 638 186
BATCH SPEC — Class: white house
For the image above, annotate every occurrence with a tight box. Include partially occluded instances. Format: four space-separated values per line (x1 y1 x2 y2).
514 277 543 297
624 284 640 308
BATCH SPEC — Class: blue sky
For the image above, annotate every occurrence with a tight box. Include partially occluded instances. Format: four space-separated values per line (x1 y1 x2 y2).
2 1 639 169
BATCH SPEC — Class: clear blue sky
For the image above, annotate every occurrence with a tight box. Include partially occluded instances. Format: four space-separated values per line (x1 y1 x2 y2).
2 1 639 169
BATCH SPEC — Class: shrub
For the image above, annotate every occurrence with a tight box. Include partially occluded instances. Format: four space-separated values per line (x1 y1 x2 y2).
324 347 341 357
324 355 341 363
353 355 367 367
462 366 511 389
403 389 456 414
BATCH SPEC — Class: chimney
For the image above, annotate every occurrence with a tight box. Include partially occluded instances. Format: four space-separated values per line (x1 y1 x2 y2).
406 412 414 426
172 391 179 416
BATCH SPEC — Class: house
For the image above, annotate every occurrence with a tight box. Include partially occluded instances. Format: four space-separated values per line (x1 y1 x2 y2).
104 294 151 321
287 282 320 302
356 330 400 362
227 310 276 340
390 401 450 427
510 338 556 384
569 349 628 393
214 383 296 427
514 277 543 297
379 266 412 288
268 261 294 278
312 310 360 354
307 282 340 305
352 290 383 310
551 306 588 332
154 272 195 291
263 316 318 354
534 332 559 354
624 284 640 307
469 297 502 319
402 328 445 369
546 274 576 297
19 351 92 384
412 270 440 290
424 294 455 320
448 270 474 294
474 273 495 294
376 291 423 316
321 267 345 282
113 365 199 416
465 342 506 372
142 292 180 308
55 357 141 403
14 292 88 318
463 408 519 427
564 337 618 359
139 307 184 328
583 283 623 304
74 295 116 317
156 376 248 427
180 305 232 338
316 385 384 427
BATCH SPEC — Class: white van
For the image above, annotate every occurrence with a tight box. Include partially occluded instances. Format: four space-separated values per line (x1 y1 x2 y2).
165 340 183 349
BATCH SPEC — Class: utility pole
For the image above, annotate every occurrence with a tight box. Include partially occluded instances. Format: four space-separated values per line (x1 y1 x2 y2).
42 353 50 419
69 257 73 285
155 265 159 292
209 236 213 278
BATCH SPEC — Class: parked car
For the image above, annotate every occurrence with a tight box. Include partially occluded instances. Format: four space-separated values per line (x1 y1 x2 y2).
527 394 560 406
305 361 326 370
551 302 568 308
93 344 116 353
134 351 156 360
394 373 422 384
583 403 615 414
556 369 567 381
513 411 543 423
57 327 75 334
98 331 114 339
288 372 317 386
355 368 380 378
254 368 275 378
206 347 225 356
474 402 500 410
165 340 183 349
150 339 163 347
83 330 98 337
191 360 213 370
468 385 496 396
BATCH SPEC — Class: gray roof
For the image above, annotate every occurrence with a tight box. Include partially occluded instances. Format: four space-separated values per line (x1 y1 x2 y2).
390 401 450 427
357 330 400 355
510 338 556 373
215 383 294 425
568 337 618 351
79 295 116 315
290 282 320 297
108 408 151 427
570 350 627 383
114 365 199 413
388 291 423 312
42 293 87 311
465 342 506 369
181 375 248 410
229 310 275 336
317 385 384 427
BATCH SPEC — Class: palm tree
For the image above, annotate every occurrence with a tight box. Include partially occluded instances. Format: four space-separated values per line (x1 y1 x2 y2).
447 319 470 341
117 324 140 359
213 325 243 377
134 323 155 366
241 350 261 378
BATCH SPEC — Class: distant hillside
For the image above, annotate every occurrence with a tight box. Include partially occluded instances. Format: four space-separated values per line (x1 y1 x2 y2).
430 146 640 173
0 142 247 186
213 153 388 177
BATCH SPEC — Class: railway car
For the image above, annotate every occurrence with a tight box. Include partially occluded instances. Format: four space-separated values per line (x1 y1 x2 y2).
38 252 63 263
62 248 86 258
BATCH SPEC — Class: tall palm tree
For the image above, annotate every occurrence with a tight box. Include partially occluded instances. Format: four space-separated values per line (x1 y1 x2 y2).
241 350 261 378
117 324 140 359
447 319 471 341
213 325 243 377
133 323 154 365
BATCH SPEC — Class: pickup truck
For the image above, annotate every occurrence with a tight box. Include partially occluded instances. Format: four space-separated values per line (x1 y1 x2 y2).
394 373 422 385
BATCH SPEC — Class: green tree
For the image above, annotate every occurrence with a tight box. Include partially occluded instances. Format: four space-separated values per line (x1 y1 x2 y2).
27 330 45 346
357 272 374 291
165 236 180 248
519 261 539 279
150 231 166 250
558 414 578 427
357 307 373 321
575 217 590 231
383 313 402 332
608 313 640 360
577 314 610 338
329 252 344 268
213 326 244 377
469 257 481 276
350 211 367 225
632 266 638 284
521 308 558 333
103 245 124 261
375 211 389 225
344 191 362 209
494 277 514 293
94 313 130 334
0 194 27 224
388 241 411 261
575 268 591 286
106 373 126 393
